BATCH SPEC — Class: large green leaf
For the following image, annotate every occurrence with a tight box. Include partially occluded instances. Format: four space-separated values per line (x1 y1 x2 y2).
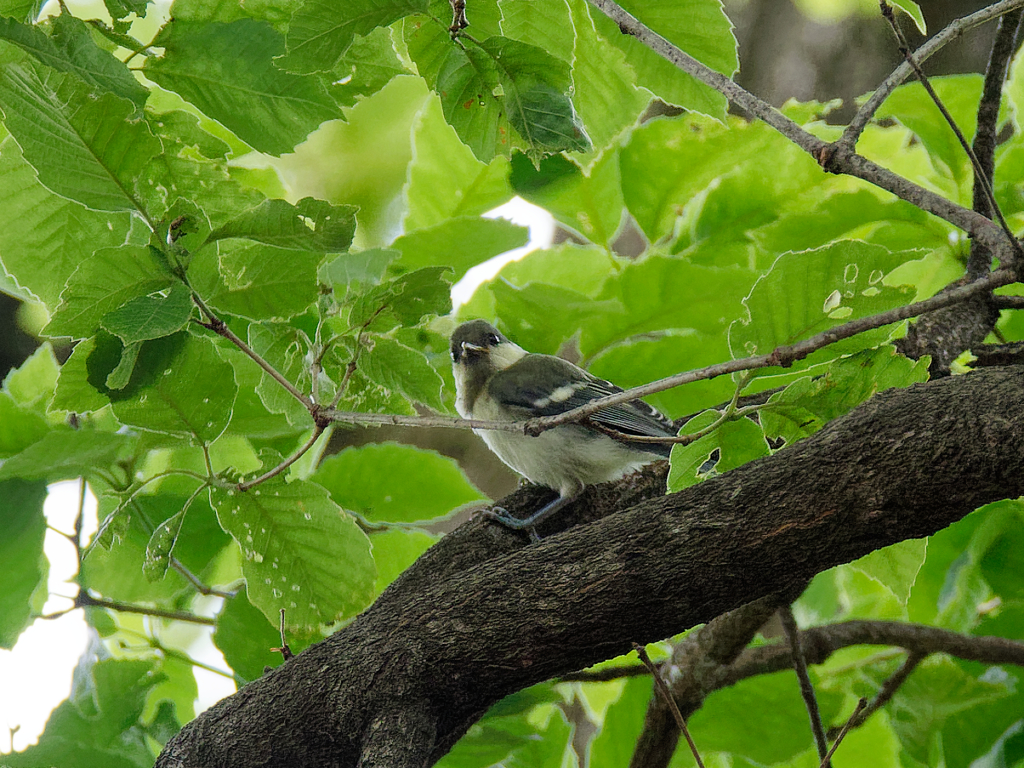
210 476 375 632
282 0 429 74
109 333 238 442
590 0 736 118
45 246 176 340
0 14 147 105
145 20 343 156
100 283 195 344
208 197 357 252
0 479 47 649
391 215 527 279
0 136 131 308
359 334 445 409
312 443 484 523
1 657 162 768
0 64 160 213
403 96 512 231
0 429 130 482
729 241 918 370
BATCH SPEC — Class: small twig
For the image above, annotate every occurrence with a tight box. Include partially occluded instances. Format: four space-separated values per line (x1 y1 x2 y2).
238 425 325 491
323 268 1016 436
633 643 705 768
272 608 294 661
820 698 868 768
76 592 216 626
846 651 923 733
841 0 1024 148
192 293 314 410
560 663 651 682
779 606 830 766
881 2 1024 265
171 556 236 598
327 306 388 410
993 295 1024 310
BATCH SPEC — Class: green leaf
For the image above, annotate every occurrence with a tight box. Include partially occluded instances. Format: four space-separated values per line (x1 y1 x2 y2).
582 255 756 358
889 0 926 35
100 283 194 344
403 95 512 231
668 411 768 492
4 342 59 410
194 241 323 322
104 0 150 21
321 248 398 290
312 443 484 523
890 656 1011 764
52 337 110 414
349 266 452 329
391 215 528 279
0 429 130 482
0 479 47 648
329 25 412 108
145 20 343 156
689 669 843 765
589 676 652 768
45 246 175 340
590 0 736 119
498 0 573 63
849 538 928 606
369 527 436 593
109 333 238 442
210 476 376 632
247 322 313 427
0 64 161 212
760 345 930 443
0 392 50 457
208 197 357 252
2 657 162 768
214 591 287 683
729 241 918 370
359 334 445 409
567 0 651 159
283 0 429 74
0 14 147 105
0 136 131 308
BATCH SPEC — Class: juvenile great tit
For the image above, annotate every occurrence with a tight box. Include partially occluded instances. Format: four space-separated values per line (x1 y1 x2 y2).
451 319 676 536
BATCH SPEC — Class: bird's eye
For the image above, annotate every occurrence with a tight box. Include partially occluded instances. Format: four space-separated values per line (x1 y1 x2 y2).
488 333 500 345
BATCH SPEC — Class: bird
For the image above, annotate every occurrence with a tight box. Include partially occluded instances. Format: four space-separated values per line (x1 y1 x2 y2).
450 319 676 537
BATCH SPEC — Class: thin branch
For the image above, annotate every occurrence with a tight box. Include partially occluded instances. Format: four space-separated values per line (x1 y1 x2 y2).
238 426 325 491
323 268 1015 436
76 592 216 626
192 293 314 411
585 0 1006 249
993 295 1024 310
841 0 1024 148
820 698 868 768
780 606 830 766
880 2 1023 264
633 643 705 768
828 651 923 738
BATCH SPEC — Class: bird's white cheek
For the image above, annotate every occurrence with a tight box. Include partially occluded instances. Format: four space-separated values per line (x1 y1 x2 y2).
452 364 472 418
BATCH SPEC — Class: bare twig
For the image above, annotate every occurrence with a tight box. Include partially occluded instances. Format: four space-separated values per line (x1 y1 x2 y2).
238 426 325 491
76 592 216 626
820 698 868 768
969 8 1024 276
993 295 1024 310
272 608 294 661
828 651 923 738
633 643 705 768
324 268 1015 436
780 606 831 766
192 293 314 411
842 0 1024 146
880 2 1023 264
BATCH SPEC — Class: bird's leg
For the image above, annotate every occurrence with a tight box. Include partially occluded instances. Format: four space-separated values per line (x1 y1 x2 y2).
482 494 576 541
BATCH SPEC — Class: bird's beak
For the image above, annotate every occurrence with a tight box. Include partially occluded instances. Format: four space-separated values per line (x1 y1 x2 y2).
461 341 485 354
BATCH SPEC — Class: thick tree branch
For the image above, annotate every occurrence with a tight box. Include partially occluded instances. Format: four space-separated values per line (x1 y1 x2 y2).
157 367 1024 768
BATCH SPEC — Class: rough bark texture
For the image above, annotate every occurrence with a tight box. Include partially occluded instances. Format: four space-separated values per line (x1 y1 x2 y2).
156 367 1024 768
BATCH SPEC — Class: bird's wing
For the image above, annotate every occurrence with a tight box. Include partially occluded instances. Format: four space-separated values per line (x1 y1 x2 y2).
488 354 676 452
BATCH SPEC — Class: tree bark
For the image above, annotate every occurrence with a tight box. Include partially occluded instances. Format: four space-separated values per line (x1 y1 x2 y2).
156 366 1024 768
